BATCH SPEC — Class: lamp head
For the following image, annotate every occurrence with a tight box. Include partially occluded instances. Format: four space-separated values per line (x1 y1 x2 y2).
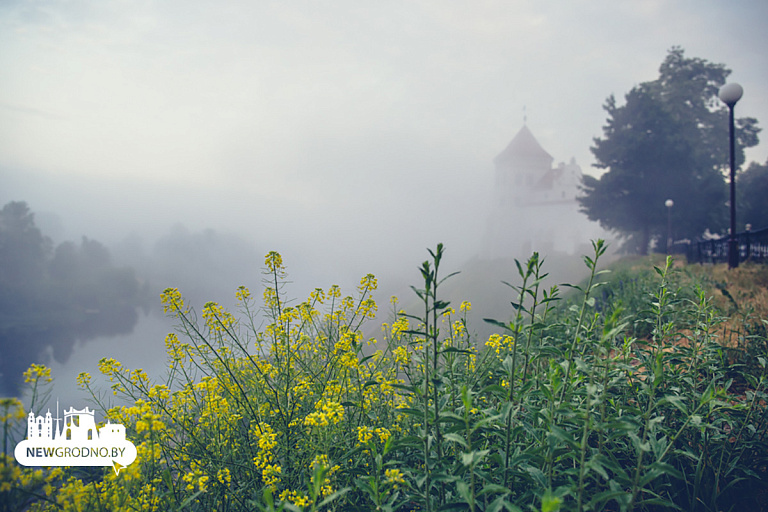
719 83 743 107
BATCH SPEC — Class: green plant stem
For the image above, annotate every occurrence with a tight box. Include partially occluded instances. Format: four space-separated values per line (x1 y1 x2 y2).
559 240 605 405
628 387 655 512
576 407 592 512
502 261 531 490
431 259 444 508
521 255 543 386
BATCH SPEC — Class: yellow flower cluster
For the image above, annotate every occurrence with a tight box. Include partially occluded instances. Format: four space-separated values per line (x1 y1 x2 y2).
265 251 285 274
98 357 122 380
202 301 237 334
357 425 374 444
304 400 345 428
358 273 378 294
280 489 313 508
76 371 91 388
160 287 185 314
278 306 300 326
357 297 378 319
114 399 166 436
486 333 515 355
376 427 392 443
164 332 188 361
393 345 411 365
382 315 410 342
235 285 251 302
357 425 391 445
263 287 279 310
385 468 406 486
23 363 52 384
182 463 209 492
262 464 282 489
310 454 341 497
310 287 326 304
216 467 231 486
452 319 467 337
250 421 281 489
130 368 150 388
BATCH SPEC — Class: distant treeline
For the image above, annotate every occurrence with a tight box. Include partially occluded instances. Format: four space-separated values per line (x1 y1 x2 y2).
0 201 261 396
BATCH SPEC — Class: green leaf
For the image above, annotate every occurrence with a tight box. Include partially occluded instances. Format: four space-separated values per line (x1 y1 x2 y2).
477 484 511 497
660 394 686 413
549 425 579 450
443 432 469 448
461 449 490 467
629 432 651 453
456 480 471 504
484 318 512 331
586 454 610 481
521 464 547 488
395 407 424 417
437 270 460 287
400 329 426 337
443 347 473 355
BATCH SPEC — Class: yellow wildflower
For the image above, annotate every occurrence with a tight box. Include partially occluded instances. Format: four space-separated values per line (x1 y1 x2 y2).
160 287 185 314
357 425 373 444
217 468 232 486
235 285 251 301
385 468 405 485
23 364 52 384
375 427 391 443
265 251 284 273
358 273 378 293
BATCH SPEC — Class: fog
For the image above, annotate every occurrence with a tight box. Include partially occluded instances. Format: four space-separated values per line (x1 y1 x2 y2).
2 1 767 407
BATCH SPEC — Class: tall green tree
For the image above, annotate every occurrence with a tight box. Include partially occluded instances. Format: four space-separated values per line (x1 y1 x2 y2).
579 47 760 254
737 159 768 230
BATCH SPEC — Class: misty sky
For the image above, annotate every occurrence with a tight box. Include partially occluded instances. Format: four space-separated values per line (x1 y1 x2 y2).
2 0 768 288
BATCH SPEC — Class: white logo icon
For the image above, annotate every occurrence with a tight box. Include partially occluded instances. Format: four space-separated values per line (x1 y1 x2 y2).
14 403 137 475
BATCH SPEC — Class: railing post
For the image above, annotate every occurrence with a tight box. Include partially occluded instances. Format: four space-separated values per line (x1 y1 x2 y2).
745 230 751 262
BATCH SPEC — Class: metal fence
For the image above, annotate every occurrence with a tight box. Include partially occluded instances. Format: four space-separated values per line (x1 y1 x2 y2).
683 226 768 264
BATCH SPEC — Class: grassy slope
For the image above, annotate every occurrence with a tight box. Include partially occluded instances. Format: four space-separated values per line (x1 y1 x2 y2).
602 254 768 345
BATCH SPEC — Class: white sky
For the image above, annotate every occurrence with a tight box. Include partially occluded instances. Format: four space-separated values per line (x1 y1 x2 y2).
1 0 767 284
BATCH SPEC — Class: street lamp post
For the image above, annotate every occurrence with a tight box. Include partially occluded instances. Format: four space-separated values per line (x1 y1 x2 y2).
718 82 743 269
665 199 674 254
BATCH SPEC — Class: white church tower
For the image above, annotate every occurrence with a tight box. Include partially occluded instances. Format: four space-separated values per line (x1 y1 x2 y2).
481 124 604 259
